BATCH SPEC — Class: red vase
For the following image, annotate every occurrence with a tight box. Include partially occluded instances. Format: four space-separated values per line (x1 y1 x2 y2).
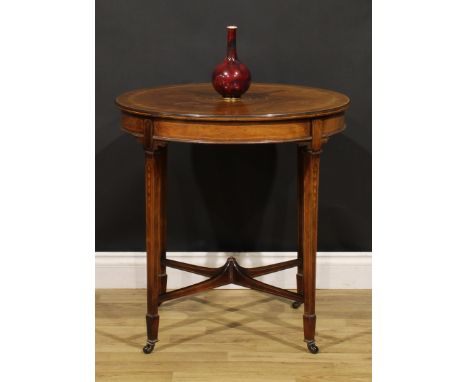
212 26 251 101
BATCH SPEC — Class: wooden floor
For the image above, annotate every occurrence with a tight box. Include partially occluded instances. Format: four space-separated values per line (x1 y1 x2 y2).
96 289 371 382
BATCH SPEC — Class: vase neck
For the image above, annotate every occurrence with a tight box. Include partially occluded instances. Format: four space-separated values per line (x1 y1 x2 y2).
226 26 237 60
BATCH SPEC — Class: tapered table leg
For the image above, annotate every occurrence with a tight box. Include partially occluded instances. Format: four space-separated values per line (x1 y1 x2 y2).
292 144 305 309
300 121 323 354
159 145 167 297
142 141 166 354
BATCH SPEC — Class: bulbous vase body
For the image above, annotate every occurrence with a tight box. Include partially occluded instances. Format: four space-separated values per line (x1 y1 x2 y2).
212 26 251 100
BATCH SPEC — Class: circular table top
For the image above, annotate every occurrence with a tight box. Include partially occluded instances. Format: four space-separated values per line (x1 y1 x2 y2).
116 83 350 122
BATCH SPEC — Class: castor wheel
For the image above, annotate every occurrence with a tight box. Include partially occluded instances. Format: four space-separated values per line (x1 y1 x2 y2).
307 341 319 354
142 340 157 354
291 301 303 309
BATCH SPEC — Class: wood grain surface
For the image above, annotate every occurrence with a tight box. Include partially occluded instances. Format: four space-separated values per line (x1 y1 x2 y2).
116 83 350 121
96 289 371 382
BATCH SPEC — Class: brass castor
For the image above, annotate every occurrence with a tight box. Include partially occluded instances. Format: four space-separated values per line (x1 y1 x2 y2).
142 340 157 354
306 341 319 354
291 301 303 309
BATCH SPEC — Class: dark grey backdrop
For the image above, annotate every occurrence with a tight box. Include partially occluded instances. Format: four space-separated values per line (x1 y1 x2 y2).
96 0 371 252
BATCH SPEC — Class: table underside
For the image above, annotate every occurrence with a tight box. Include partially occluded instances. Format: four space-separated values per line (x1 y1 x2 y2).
140 131 322 355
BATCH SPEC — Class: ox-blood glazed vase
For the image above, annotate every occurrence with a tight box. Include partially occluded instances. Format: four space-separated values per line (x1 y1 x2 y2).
212 26 251 101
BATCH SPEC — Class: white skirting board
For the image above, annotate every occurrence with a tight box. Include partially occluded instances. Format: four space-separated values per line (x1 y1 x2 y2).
95 252 371 289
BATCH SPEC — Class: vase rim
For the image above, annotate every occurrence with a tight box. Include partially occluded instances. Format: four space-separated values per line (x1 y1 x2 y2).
227 25 237 29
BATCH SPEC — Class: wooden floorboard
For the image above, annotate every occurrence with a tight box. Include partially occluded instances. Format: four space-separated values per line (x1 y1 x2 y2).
96 289 371 382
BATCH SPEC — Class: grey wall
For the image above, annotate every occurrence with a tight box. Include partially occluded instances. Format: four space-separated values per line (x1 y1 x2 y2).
96 0 371 252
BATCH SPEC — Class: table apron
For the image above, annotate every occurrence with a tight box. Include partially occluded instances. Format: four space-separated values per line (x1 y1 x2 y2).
121 113 345 144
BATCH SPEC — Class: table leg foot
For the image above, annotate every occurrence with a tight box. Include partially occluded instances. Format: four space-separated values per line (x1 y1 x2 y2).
306 340 319 354
291 301 303 309
144 313 159 354
142 339 157 354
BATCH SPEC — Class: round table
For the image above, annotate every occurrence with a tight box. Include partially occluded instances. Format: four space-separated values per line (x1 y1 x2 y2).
116 83 350 354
